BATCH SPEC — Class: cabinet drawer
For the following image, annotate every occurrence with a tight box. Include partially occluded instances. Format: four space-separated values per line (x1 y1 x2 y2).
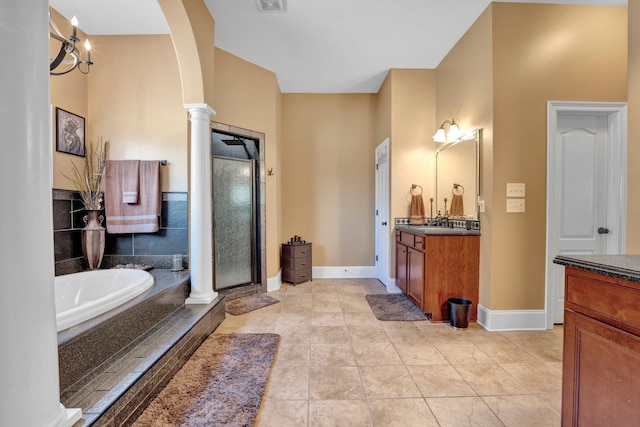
282 267 312 284
399 231 415 247
282 255 311 270
414 235 425 250
566 271 640 332
282 244 312 259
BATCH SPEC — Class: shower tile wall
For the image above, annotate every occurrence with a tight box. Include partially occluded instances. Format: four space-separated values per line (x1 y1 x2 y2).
53 190 188 275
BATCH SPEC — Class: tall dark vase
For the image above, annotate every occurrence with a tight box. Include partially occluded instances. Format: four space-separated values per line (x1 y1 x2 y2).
82 210 105 270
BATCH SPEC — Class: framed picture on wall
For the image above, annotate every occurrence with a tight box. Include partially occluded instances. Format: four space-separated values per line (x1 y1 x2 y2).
56 107 86 157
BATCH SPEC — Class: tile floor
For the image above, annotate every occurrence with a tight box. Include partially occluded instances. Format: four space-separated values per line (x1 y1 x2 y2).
215 278 563 427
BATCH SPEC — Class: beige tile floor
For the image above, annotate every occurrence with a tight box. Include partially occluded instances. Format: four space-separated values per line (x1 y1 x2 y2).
214 278 563 427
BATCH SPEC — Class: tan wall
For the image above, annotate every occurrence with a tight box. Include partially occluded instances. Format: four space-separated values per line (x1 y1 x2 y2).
281 94 376 267
389 69 437 223
158 0 215 105
87 35 186 192
50 9 90 191
489 3 627 310
436 7 494 306
373 69 436 279
213 48 282 277
628 0 640 253
375 73 391 145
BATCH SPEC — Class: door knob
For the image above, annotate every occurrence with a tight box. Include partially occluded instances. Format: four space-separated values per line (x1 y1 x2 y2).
382 221 388 226
598 227 610 234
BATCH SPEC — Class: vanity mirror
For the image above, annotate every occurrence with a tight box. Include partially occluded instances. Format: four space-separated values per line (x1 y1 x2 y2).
435 129 481 219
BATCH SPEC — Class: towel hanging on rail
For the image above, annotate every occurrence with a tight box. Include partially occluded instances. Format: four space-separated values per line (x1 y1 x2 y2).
105 160 161 234
409 184 427 225
449 183 464 216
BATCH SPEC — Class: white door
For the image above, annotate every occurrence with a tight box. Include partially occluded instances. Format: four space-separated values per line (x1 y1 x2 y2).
546 102 627 327
375 138 390 289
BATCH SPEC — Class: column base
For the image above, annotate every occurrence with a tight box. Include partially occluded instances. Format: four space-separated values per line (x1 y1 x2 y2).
185 292 218 305
64 408 82 427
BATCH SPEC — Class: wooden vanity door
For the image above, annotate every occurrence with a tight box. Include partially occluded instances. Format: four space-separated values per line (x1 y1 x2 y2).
563 310 640 426
396 243 407 294
407 247 424 309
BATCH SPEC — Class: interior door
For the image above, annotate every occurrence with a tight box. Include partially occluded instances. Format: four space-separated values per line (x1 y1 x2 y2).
546 102 627 326
375 138 390 288
212 156 255 290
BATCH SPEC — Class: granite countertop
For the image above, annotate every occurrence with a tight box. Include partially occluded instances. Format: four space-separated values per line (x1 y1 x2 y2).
395 224 481 236
554 255 640 284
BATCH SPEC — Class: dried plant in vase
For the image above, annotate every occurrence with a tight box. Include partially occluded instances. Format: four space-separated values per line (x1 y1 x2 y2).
64 138 110 210
63 138 110 269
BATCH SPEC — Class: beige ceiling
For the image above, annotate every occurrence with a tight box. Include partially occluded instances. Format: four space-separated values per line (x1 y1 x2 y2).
49 0 626 93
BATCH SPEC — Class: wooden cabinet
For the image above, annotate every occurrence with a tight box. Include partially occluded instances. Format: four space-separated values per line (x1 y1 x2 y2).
395 229 479 322
407 247 425 309
396 243 407 294
561 267 640 426
281 243 312 285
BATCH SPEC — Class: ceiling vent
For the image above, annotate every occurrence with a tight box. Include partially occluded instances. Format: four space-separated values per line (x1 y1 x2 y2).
256 0 287 13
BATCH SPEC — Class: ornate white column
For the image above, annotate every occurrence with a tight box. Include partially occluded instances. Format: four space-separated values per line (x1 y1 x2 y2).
0 1 80 426
184 103 218 304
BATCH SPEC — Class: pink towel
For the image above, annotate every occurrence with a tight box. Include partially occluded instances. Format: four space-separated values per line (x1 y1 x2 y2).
120 160 140 203
105 160 161 234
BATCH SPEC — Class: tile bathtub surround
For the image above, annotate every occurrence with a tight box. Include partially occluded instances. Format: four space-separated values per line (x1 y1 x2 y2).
53 190 189 275
215 278 563 427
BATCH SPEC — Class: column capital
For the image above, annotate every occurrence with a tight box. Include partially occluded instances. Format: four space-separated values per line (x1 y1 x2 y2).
183 103 216 118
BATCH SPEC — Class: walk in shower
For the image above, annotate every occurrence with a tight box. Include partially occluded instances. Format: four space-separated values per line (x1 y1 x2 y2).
211 127 265 296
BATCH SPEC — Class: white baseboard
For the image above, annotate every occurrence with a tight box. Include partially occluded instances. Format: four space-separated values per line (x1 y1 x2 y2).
267 269 282 292
312 266 376 278
477 304 547 331
386 279 402 294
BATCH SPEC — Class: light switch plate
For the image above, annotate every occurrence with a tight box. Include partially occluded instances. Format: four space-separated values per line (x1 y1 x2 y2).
507 199 525 213
506 183 526 197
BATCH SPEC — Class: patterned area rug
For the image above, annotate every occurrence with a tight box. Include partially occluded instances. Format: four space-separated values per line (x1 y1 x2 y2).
225 293 280 316
365 294 428 321
133 333 280 426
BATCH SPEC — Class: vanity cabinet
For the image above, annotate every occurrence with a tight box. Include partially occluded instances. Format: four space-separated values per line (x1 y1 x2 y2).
395 229 479 321
561 266 640 427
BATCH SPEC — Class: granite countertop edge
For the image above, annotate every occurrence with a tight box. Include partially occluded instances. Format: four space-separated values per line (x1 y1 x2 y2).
395 224 481 236
553 255 640 284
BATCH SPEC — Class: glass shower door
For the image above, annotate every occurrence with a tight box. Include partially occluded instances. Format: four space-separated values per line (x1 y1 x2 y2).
212 156 255 290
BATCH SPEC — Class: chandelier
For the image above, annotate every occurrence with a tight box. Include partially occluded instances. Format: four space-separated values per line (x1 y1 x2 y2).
49 14 92 76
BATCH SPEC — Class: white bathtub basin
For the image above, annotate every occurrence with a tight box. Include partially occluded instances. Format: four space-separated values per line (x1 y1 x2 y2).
55 269 154 332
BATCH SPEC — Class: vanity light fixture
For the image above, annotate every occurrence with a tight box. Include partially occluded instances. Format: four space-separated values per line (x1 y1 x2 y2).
50 14 93 76
433 118 462 143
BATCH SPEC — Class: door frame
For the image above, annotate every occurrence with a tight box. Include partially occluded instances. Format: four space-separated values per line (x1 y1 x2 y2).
545 101 627 329
375 138 391 290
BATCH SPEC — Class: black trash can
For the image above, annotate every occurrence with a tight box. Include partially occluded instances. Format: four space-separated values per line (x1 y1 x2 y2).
447 298 472 329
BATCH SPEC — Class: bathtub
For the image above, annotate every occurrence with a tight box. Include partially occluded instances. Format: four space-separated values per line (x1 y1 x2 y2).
55 269 154 332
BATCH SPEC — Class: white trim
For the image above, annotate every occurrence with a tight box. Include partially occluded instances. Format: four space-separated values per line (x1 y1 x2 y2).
63 408 82 427
267 270 282 292
545 101 627 329
183 103 216 116
185 294 217 305
312 266 376 279
477 304 547 331
386 279 402 294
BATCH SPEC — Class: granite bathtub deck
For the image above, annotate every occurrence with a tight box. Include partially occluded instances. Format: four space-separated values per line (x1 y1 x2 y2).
59 270 191 392
60 271 226 426
554 255 640 283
